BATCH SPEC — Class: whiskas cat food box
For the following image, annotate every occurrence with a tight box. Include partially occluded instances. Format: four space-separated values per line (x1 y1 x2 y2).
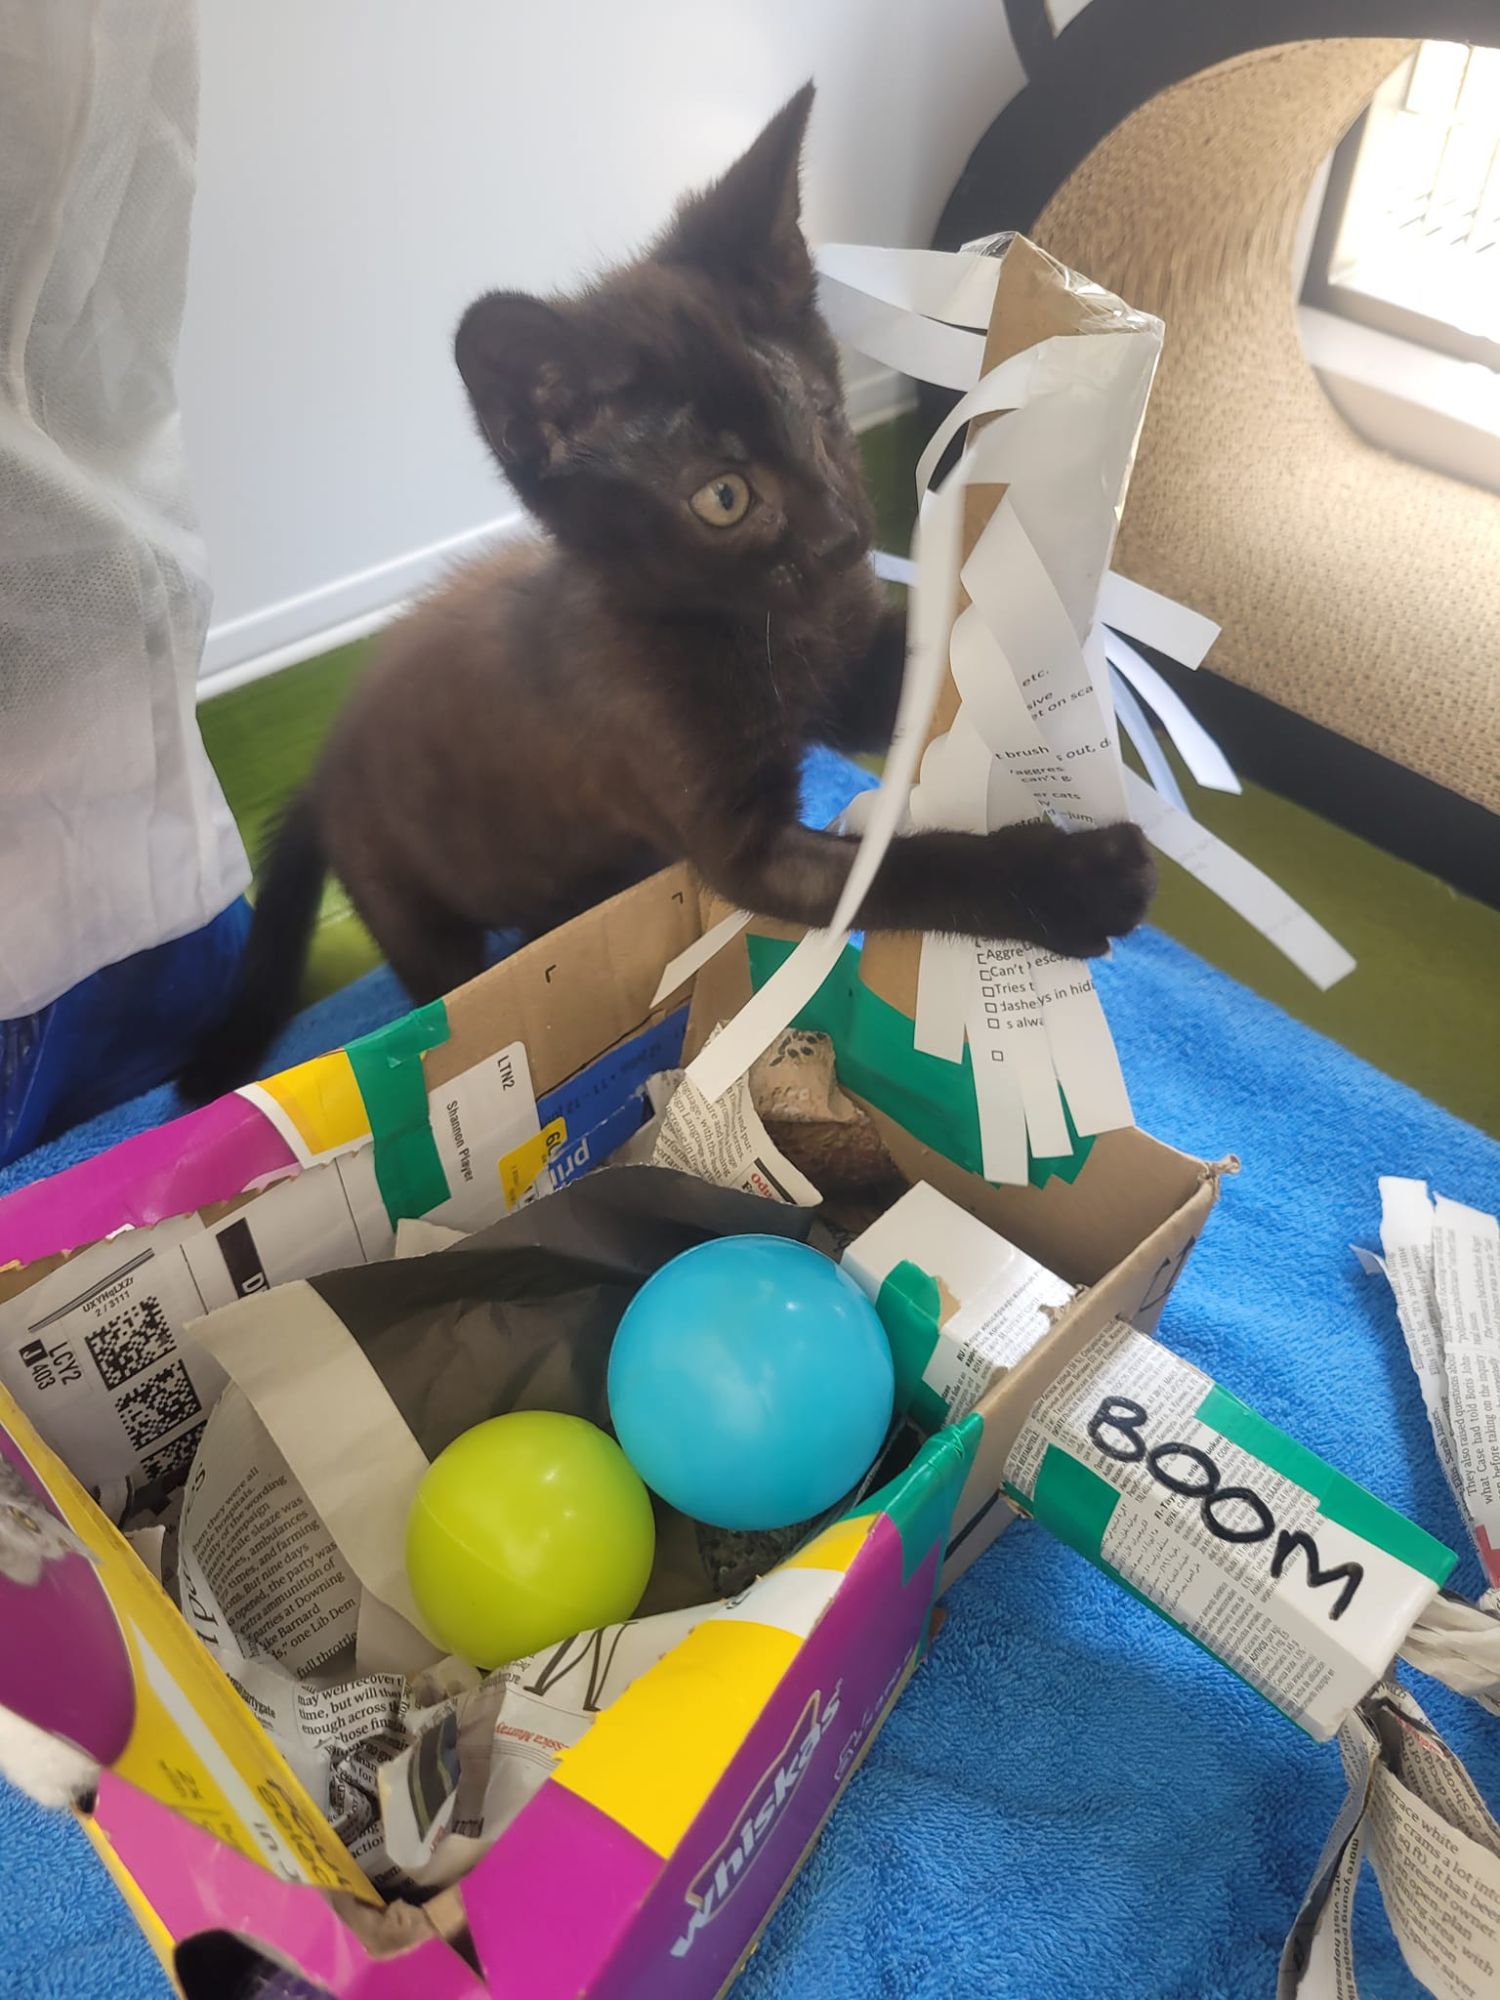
0 867 1215 1997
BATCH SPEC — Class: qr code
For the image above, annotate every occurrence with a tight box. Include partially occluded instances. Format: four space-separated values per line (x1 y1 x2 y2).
139 1419 205 1483
115 1362 202 1452
88 1294 174 1391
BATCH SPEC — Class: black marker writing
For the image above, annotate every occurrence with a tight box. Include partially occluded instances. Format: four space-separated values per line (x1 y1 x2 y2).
1087 1396 1363 1620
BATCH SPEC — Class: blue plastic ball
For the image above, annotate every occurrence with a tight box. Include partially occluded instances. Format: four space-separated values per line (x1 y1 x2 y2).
607 1235 895 1530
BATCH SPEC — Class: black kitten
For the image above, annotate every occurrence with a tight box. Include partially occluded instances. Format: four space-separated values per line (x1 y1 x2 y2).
183 84 1153 1101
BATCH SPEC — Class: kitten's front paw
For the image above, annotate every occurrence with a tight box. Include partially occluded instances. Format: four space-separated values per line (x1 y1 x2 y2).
1021 822 1156 959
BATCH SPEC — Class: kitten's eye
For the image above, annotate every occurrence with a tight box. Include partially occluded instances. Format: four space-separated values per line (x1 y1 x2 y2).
689 474 751 527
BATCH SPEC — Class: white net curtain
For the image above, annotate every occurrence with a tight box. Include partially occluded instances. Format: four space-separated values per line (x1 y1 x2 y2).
0 0 248 1027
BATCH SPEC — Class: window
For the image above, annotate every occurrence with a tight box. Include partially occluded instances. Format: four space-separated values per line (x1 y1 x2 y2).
1304 41 1500 372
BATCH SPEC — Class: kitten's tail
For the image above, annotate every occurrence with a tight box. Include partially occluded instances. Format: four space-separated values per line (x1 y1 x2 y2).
179 792 327 1104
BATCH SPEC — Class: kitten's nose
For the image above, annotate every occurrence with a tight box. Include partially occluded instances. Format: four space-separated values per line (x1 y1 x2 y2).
811 521 865 570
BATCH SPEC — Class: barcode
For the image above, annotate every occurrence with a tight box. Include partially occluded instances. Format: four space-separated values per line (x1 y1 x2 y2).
140 1419 205 1482
87 1294 174 1391
115 1362 202 1452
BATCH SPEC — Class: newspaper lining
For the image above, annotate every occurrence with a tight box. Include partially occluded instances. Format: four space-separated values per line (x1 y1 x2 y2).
620 1028 821 1207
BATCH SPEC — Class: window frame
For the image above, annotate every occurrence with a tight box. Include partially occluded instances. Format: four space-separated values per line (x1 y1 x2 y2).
1301 87 1500 376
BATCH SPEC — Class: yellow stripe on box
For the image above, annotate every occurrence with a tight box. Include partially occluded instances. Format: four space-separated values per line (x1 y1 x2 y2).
783 1514 872 1574
255 1051 371 1160
0 1380 378 1902
556 1618 798 1857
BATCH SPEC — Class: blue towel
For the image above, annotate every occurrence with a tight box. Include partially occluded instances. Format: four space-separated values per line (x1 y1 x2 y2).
3 748 1498 1999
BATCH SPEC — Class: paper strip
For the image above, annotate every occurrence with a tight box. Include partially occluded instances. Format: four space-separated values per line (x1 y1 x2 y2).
1029 951 1134 1137
959 332 1161 636
907 699 1005 837
1097 570 1220 670
878 549 1219 692
813 243 1000 329
947 601 1066 805
964 500 1129 826
1432 1194 1500 1554
1400 1592 1500 1714
682 927 850 1106
968 942 1072 1160
1110 665 1189 815
833 487 965 936
913 932 970 1062
872 549 916 588
1123 770 1356 989
1377 1178 1462 1508
912 343 1049 499
650 908 751 1009
1105 632 1240 793
1085 625 1122 769
1284 1681 1500 1998
687 467 966 1103
965 1019 1029 1184
815 274 984 391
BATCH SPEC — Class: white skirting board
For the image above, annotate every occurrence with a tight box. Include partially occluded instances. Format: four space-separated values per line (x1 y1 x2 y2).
196 364 913 702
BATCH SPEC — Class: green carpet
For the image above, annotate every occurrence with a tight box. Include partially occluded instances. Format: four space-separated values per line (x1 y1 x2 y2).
199 639 380 1000
199 416 1500 1137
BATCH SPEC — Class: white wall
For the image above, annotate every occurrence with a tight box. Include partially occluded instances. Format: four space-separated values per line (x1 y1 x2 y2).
181 0 1023 687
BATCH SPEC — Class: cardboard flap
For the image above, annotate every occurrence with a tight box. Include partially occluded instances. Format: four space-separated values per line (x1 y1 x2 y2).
435 864 701 1100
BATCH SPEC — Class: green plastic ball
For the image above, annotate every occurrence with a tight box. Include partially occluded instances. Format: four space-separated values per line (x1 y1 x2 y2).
405 1411 655 1668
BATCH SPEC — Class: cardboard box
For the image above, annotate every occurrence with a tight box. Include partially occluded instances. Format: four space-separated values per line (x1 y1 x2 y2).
0 866 1216 1997
841 1180 1077 1426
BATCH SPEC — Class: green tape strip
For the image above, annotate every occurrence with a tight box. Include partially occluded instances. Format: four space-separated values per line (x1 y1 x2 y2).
1196 1384 1457 1586
746 935 1093 1189
859 1413 982 1583
1008 1452 1226 1677
344 999 452 1227
875 1261 949 1430
1014 1445 1117 1563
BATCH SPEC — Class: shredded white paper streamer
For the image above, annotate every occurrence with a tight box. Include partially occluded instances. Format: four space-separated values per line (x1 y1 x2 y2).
1122 771 1356 991
681 240 1353 1176
814 242 1001 329
817 272 985 392
1097 570 1219 671
1103 632 1239 793
1111 667 1188 815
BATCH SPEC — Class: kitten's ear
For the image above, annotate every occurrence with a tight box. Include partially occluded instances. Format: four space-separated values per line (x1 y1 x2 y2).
454 291 590 492
660 82 816 316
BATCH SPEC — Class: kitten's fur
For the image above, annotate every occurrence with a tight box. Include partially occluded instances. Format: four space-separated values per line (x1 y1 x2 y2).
183 85 1153 1101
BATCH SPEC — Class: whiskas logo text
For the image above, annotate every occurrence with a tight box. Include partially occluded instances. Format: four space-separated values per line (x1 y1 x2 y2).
671 1683 842 1959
